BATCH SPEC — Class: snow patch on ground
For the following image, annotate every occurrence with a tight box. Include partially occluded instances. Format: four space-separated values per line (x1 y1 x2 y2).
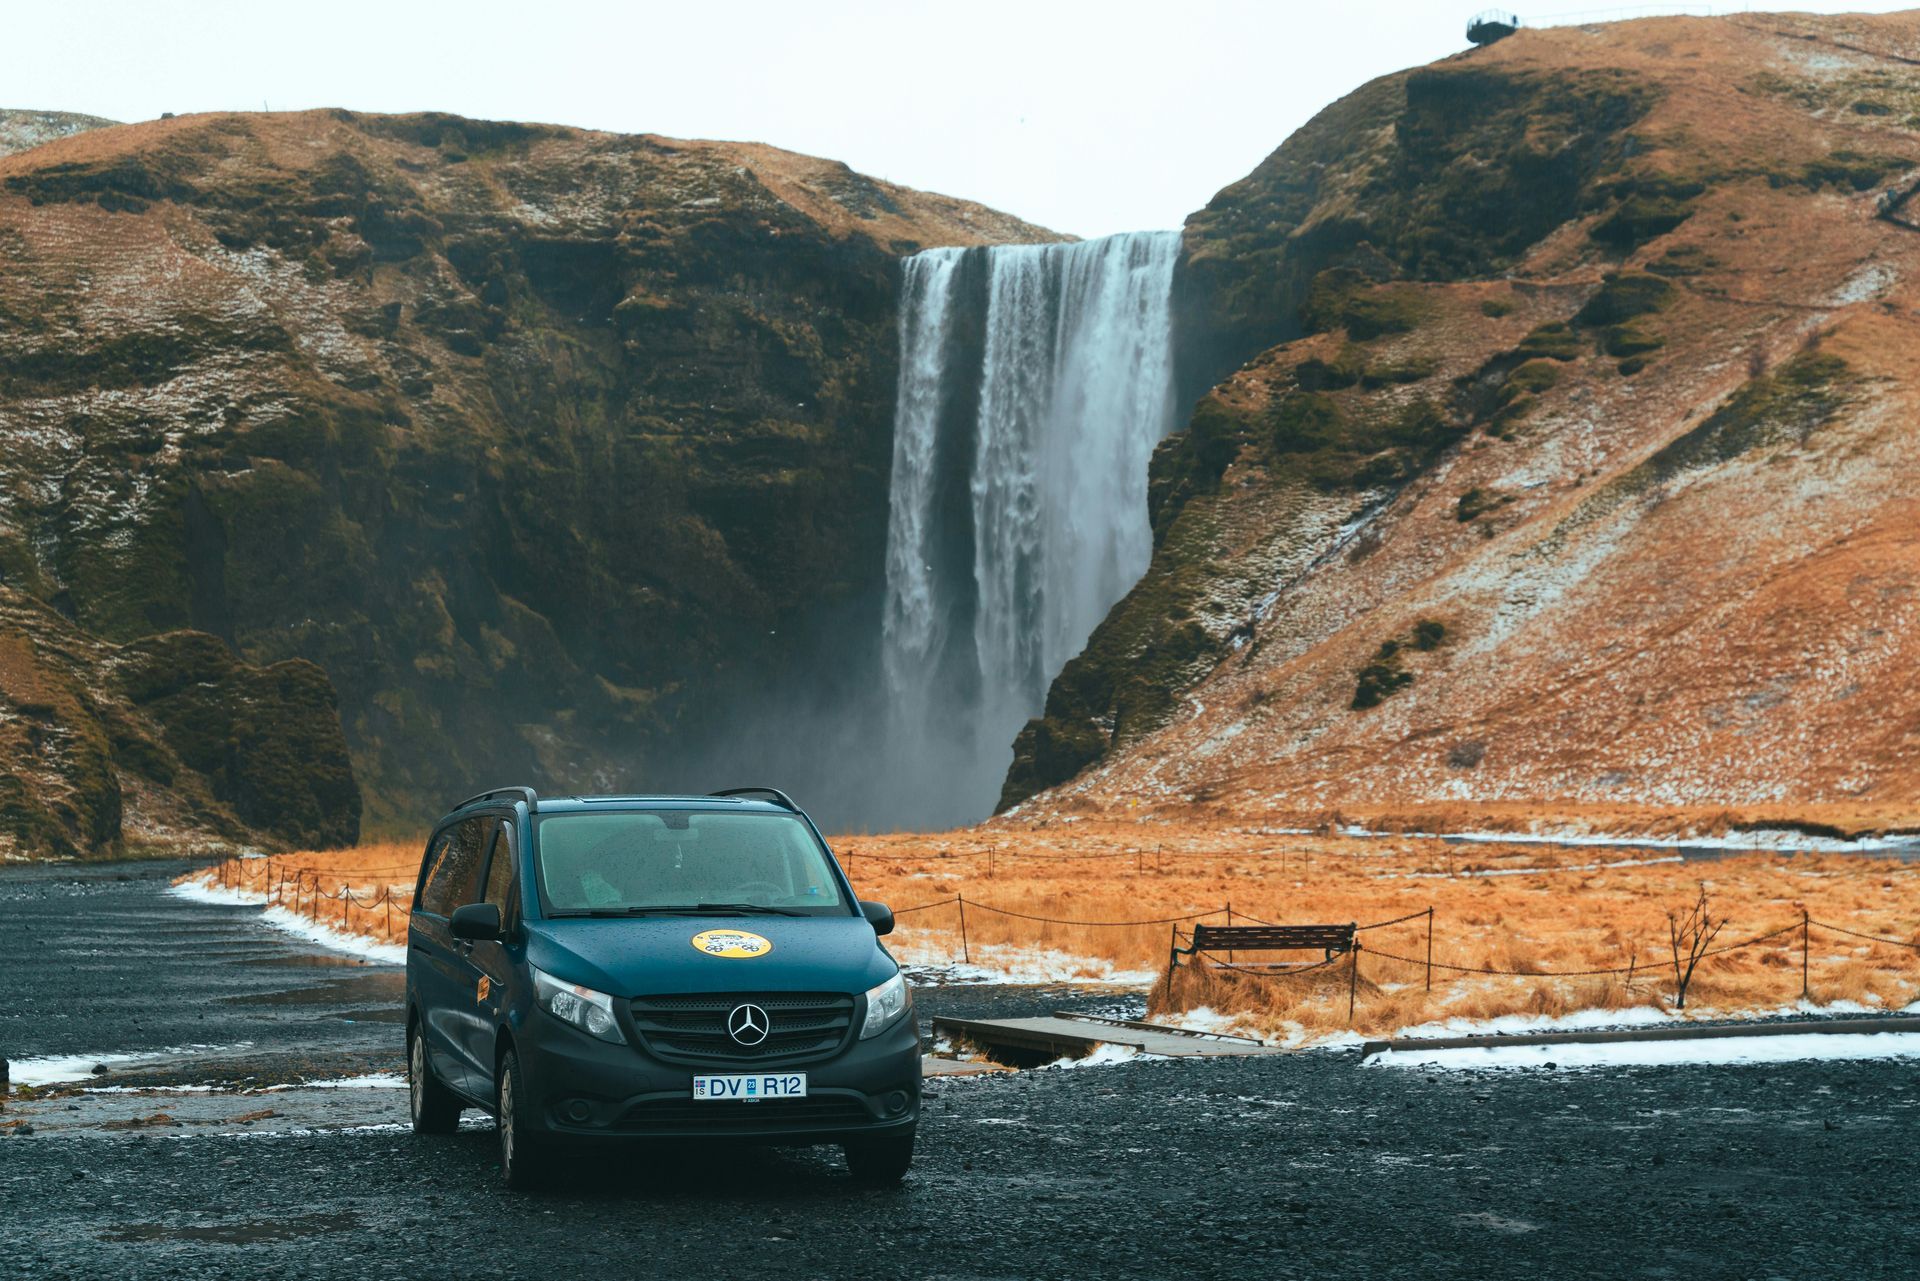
8 1043 256 1090
1385 855 1686 879
166 879 268 908
168 873 405 964
1041 1042 1165 1070
896 942 1156 987
257 906 405 966
265 1073 406 1090
1342 825 1920 858
1370 1031 1920 1072
8 1053 148 1089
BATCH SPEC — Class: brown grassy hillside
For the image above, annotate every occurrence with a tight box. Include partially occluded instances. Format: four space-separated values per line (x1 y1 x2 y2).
1005 12 1920 837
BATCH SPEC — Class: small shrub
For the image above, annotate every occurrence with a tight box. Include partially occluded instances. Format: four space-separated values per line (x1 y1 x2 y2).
1360 356 1438 388
1780 149 1905 193
1455 486 1508 522
1516 322 1583 361
1269 392 1345 455
1351 620 1447 709
1479 297 1516 318
1500 358 1561 403
1646 245 1717 278
1301 268 1428 341
1602 321 1664 357
1294 346 1366 391
1575 272 1674 326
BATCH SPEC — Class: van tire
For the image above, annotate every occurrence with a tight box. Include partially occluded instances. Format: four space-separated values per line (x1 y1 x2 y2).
844 1132 915 1185
408 1022 460 1135
496 1049 551 1191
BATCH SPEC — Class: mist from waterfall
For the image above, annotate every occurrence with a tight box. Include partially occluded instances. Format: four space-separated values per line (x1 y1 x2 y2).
880 231 1181 828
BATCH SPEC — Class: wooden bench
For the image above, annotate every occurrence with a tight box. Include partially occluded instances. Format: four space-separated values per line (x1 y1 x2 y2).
1167 922 1357 981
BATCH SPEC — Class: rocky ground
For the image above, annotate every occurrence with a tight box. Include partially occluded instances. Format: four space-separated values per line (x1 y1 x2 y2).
3 861 1917 1279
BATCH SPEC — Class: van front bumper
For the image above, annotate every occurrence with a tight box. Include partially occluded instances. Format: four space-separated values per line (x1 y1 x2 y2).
515 1011 922 1144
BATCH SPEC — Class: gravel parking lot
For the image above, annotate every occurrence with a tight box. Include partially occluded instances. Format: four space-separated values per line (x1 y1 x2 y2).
3 862 1917 1280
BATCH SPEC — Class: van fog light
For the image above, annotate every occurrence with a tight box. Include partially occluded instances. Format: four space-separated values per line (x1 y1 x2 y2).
883 1090 909 1116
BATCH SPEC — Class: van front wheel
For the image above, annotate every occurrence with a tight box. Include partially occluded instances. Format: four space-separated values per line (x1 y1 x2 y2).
843 1132 915 1185
496 1050 551 1191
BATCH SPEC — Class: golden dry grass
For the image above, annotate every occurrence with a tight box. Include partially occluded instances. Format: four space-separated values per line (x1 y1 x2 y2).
182 822 1920 1041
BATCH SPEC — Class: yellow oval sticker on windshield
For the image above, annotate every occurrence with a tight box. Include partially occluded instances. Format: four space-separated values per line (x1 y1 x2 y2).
691 929 774 959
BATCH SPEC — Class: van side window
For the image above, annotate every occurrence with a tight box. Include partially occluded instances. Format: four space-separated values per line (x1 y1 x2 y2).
422 817 491 917
416 830 452 909
482 822 516 917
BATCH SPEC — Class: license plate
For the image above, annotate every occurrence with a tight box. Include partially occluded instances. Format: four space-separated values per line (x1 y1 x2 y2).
692 1072 808 1102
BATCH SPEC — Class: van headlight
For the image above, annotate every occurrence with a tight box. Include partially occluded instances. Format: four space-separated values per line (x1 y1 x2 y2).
859 971 910 1040
532 966 625 1044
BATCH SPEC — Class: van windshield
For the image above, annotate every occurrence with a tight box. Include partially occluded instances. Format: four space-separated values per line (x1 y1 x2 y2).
534 811 851 917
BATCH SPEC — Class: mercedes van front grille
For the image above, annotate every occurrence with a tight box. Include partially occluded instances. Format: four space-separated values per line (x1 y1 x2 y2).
628 992 856 1065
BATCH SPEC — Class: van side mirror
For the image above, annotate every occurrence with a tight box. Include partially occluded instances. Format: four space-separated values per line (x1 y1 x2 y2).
859 901 895 937
450 902 502 941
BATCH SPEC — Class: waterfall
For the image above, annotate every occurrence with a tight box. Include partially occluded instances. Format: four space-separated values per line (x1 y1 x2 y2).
880 231 1181 826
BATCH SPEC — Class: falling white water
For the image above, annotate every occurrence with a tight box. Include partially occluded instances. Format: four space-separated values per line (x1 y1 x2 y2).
881 231 1181 825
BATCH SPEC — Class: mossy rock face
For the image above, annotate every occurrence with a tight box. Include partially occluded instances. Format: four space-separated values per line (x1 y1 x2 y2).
119 633 362 849
1176 61 1663 395
0 589 349 857
1301 270 1431 341
1587 175 1703 248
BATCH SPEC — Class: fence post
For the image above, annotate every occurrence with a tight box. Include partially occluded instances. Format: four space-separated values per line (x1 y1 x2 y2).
1801 907 1810 1003
1349 943 1361 1024
957 895 970 965
384 888 394 939
343 889 350 929
1426 906 1434 991
1226 901 1234 966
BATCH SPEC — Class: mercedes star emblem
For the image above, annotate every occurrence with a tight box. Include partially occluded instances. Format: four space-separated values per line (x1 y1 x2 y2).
727 1002 770 1046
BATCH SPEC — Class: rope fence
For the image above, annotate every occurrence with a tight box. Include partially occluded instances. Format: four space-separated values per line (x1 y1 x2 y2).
193 855 1920 1012
1170 907 1920 1024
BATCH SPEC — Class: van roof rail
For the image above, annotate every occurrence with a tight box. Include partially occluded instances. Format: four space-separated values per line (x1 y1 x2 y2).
709 786 800 813
453 785 539 814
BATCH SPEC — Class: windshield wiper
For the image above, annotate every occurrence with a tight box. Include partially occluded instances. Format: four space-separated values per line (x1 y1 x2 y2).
687 902 806 916
548 903 806 918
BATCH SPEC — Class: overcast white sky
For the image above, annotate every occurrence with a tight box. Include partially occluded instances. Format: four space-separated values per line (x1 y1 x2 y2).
5 1 1914 237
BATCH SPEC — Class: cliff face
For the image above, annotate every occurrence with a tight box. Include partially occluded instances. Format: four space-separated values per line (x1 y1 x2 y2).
0 587 358 857
0 109 1056 844
1006 12 1920 832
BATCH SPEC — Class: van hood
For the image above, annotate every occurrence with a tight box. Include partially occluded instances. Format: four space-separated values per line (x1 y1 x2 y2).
521 914 897 997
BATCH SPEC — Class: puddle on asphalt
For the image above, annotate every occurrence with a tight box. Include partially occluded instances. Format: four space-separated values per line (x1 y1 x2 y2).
249 952 387 969
223 973 404 1007
102 1212 361 1245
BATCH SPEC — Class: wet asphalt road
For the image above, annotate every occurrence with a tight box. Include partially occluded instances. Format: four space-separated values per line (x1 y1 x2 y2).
3 862 1919 1279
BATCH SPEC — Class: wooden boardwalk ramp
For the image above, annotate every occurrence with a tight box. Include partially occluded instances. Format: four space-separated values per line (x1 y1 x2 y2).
931 1011 1289 1067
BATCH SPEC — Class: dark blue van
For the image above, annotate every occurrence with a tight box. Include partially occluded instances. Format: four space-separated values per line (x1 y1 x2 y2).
404 787 918 1189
